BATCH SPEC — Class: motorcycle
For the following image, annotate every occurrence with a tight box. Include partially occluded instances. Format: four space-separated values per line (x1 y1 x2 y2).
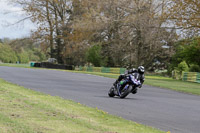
108 73 141 98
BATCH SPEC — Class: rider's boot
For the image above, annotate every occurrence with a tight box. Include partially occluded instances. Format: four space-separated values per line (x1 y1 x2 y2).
113 80 119 87
132 88 138 94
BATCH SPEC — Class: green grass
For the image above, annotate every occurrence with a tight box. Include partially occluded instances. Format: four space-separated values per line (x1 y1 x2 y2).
0 78 164 133
1 63 200 95
144 77 200 95
0 63 30 68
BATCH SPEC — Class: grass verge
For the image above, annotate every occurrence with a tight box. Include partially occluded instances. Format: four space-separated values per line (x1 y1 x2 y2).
0 78 164 133
0 63 30 68
144 77 200 95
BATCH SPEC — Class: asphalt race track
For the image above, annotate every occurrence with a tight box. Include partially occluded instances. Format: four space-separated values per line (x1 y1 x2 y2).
0 66 200 133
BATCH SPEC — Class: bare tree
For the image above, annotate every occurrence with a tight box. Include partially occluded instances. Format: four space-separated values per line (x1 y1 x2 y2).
11 0 177 68
11 0 73 63
72 0 177 68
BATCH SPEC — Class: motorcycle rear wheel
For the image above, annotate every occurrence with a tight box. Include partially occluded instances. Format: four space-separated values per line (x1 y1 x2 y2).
108 86 115 97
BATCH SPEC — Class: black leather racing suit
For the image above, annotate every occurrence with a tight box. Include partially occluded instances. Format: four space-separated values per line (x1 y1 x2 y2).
114 69 145 88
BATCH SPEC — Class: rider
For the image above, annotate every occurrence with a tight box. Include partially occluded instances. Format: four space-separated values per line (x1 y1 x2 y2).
113 66 145 92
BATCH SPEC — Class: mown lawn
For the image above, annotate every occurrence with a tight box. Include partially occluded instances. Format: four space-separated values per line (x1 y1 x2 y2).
0 63 30 68
145 76 200 95
0 78 164 133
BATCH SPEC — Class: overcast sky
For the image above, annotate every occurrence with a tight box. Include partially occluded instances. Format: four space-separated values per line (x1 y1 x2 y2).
0 0 36 39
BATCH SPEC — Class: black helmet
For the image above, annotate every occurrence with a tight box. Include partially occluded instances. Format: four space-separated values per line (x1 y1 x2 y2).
138 66 145 74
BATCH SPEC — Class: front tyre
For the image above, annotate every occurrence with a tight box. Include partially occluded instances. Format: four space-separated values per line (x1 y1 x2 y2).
108 86 115 97
120 85 132 98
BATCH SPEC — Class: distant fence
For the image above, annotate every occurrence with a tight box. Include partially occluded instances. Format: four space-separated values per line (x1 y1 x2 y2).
182 72 200 83
75 66 126 74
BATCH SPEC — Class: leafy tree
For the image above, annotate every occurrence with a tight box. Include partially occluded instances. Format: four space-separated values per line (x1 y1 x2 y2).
86 44 103 67
27 50 40 61
32 49 46 61
0 43 17 63
17 52 29 63
169 37 200 73
8 38 47 62
182 38 200 66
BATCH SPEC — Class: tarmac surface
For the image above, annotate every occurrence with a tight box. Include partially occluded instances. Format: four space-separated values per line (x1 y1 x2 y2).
0 66 200 133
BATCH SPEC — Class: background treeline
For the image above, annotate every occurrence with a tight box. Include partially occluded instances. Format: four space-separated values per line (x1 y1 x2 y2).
169 37 200 73
3 0 199 73
0 38 46 63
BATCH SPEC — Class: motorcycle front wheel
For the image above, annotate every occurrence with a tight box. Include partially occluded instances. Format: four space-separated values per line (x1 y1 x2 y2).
120 85 132 98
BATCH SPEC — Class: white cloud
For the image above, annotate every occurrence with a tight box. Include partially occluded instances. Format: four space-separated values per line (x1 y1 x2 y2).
0 0 36 39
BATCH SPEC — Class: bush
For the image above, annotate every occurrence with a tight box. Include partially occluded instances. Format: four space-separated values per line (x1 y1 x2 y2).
177 61 189 72
189 64 200 72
